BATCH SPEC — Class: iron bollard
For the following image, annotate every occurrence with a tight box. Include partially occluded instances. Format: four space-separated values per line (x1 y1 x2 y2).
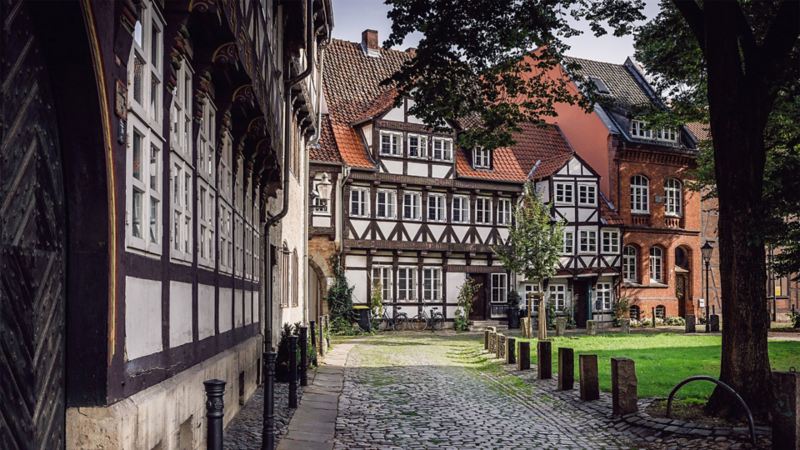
651 308 656 328
289 335 298 408
310 320 317 359
299 325 309 386
262 351 277 450
204 379 226 450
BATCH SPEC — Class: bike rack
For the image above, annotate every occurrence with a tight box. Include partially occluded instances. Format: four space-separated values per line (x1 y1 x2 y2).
666 375 756 445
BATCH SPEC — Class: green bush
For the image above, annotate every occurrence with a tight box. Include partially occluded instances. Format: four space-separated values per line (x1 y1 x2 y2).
455 278 481 331
327 254 355 324
664 316 686 326
789 310 800 328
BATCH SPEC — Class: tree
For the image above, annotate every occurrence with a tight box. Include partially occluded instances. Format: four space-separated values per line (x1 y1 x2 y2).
494 182 564 338
384 0 799 418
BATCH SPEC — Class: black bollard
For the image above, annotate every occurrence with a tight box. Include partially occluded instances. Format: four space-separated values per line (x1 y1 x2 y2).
651 308 656 328
310 320 317 359
289 335 298 408
262 351 277 450
299 325 309 387
204 379 226 450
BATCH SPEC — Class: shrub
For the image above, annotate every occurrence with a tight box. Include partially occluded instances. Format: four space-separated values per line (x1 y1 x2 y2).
613 297 631 326
327 254 355 325
789 310 800 328
455 278 481 331
276 323 299 382
663 316 686 326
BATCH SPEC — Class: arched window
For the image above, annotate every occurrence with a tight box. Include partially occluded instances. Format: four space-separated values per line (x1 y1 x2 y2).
629 305 641 320
630 175 649 213
649 246 664 283
664 178 682 217
623 246 638 282
655 305 666 319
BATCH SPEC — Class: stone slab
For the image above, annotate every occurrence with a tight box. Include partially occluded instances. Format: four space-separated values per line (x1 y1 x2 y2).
611 358 638 415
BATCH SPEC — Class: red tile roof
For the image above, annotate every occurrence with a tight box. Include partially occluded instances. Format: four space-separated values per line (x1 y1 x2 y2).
456 147 526 182
310 114 342 164
510 122 574 179
686 122 710 141
352 88 398 125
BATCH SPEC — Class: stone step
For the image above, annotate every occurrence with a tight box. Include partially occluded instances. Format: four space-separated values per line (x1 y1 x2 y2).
471 320 508 331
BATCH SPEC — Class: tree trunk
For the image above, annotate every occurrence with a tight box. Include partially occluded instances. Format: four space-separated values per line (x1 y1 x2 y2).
703 5 773 418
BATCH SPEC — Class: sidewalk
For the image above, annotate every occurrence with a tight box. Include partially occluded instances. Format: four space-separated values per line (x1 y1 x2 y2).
276 342 353 450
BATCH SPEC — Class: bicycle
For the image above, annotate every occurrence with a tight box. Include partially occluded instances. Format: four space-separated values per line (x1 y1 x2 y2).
378 308 402 331
407 306 444 331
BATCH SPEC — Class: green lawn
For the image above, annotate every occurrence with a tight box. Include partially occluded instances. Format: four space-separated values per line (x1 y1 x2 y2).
513 333 800 403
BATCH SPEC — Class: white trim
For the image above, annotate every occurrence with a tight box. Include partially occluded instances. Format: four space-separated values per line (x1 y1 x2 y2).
402 191 422 220
475 197 492 224
376 188 397 219
473 147 491 169
379 130 403 156
432 137 453 161
577 182 597 206
427 193 446 222
407 133 428 159
554 181 574 205
579 229 597 254
490 273 507 303
451 194 470 223
349 187 370 218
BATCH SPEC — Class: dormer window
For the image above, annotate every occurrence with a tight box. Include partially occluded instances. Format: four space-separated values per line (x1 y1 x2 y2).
630 119 679 143
432 137 453 161
473 147 491 169
379 131 402 156
407 134 428 158
589 76 610 94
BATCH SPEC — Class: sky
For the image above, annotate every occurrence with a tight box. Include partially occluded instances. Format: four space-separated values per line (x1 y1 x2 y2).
331 0 661 64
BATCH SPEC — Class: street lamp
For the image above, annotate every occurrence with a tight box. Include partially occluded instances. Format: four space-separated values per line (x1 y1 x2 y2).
312 174 332 212
701 241 714 332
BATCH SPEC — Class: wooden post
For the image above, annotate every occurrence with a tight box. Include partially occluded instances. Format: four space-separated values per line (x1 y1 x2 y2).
558 347 574 390
537 340 552 379
537 293 547 340
772 371 800 449
506 337 516 364
579 354 600 401
517 341 531 371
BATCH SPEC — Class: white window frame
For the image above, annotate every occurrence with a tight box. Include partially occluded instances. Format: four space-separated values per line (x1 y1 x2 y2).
432 137 453 161
497 198 512 225
554 182 574 205
630 119 678 143
548 284 567 312
379 130 403 156
451 195 470 223
372 266 394 302
649 246 664 283
594 282 613 311
407 134 428 159
490 273 507 303
664 178 683 217
376 189 397 219
630 175 650 213
402 191 421 220
578 183 597 206
473 147 491 169
349 187 370 218
127 1 164 129
422 267 442 302
579 229 597 254
563 230 574 255
427 193 446 222
475 197 492 224
601 229 620 254
169 57 193 263
126 123 163 255
397 266 417 301
623 246 638 283
196 98 216 268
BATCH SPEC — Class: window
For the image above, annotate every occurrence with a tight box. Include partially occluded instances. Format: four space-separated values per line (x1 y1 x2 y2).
601 230 620 254
196 97 216 268
594 282 613 311
473 148 491 169
589 76 610 94
563 230 574 255
664 178 682 217
291 250 299 307
398 267 417 301
578 183 596 206
427 193 446 222
127 1 163 123
579 230 597 253
350 187 369 217
452 195 470 223
169 57 193 262
623 246 638 282
407 134 428 158
649 246 664 283
548 284 566 311
491 273 507 303
475 197 492 224
630 119 678 143
402 192 421 220
432 137 453 161
497 198 512 225
422 267 442 301
655 305 666 319
630 175 649 213
629 305 641 320
372 266 393 301
379 131 402 156
279 244 289 307
555 182 574 204
376 189 397 219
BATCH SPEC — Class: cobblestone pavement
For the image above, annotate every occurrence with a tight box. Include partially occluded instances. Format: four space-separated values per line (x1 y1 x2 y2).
333 333 767 450
224 380 305 449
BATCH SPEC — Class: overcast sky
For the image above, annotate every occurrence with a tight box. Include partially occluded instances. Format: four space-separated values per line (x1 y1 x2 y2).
331 0 661 64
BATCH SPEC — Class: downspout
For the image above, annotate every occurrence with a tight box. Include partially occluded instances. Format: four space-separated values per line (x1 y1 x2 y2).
264 0 315 350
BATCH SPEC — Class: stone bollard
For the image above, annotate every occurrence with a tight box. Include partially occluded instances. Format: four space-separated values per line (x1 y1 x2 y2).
620 319 631 334
772 371 800 449
299 325 309 387
203 379 226 450
537 340 552 380
558 347 575 390
497 334 506 360
506 337 516 364
611 358 638 415
310 320 317 358
484 330 490 350
709 314 720 332
288 335 298 408
586 320 597 336
685 315 696 333
555 317 567 336
488 331 496 353
579 354 600 401
517 341 531 371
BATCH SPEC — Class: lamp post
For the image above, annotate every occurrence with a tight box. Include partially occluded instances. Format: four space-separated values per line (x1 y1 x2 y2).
701 241 714 333
311 174 332 213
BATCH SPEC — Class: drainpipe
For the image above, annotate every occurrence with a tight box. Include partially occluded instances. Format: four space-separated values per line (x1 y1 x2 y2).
264 0 315 351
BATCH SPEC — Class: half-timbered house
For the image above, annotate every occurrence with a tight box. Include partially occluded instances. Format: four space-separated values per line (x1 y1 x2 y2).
310 31 621 326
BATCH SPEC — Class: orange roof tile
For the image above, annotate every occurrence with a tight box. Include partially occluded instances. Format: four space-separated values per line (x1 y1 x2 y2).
331 122 374 169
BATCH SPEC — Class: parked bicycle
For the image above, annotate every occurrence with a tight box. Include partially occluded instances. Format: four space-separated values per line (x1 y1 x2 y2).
378 308 401 331
404 306 444 331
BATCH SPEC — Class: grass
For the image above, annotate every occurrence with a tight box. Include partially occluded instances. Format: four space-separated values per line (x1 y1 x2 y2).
511 332 800 403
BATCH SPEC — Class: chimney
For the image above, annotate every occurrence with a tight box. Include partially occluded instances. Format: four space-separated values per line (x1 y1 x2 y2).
361 29 379 51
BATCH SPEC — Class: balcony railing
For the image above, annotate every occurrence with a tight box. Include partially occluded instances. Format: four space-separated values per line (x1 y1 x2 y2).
665 216 684 229
631 214 651 227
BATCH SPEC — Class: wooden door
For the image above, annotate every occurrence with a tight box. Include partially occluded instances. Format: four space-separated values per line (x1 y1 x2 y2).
469 274 487 320
676 274 688 317
574 281 589 328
